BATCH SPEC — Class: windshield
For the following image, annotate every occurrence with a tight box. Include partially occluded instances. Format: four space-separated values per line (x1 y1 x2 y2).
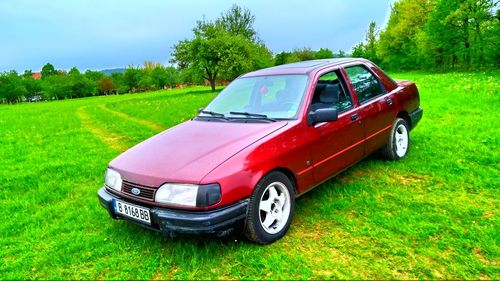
202 74 309 120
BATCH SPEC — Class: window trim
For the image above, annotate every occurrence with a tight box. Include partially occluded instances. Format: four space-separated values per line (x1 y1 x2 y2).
309 69 355 114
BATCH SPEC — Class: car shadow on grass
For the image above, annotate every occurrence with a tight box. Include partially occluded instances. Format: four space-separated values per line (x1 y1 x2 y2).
112 214 247 247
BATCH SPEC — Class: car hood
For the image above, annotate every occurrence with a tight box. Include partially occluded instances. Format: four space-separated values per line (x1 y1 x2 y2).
110 120 288 187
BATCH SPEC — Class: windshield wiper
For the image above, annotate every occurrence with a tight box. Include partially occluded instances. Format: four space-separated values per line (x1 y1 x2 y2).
198 110 226 119
229 111 276 122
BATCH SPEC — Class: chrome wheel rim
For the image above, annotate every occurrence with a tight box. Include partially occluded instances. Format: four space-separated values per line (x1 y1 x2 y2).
258 181 291 234
395 124 408 157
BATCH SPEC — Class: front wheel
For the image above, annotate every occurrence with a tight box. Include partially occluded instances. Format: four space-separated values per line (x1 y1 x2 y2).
244 171 295 244
382 118 410 160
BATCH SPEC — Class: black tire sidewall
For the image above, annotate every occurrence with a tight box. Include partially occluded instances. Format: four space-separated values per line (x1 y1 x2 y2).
245 171 295 244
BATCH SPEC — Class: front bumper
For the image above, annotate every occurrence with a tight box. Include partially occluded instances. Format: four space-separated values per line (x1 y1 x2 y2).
98 187 248 237
409 107 423 130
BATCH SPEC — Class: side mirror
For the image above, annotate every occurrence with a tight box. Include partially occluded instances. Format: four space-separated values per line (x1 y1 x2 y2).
309 108 338 125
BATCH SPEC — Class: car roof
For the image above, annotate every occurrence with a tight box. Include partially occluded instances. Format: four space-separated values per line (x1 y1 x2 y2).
241 58 366 77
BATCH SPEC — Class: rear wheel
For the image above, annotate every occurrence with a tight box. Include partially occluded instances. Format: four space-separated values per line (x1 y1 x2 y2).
244 171 295 244
382 118 410 160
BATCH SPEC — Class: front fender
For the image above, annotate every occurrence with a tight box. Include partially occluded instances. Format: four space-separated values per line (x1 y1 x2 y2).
200 121 313 207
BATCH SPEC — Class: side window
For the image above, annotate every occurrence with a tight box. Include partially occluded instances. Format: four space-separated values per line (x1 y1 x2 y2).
310 70 353 113
345 65 385 103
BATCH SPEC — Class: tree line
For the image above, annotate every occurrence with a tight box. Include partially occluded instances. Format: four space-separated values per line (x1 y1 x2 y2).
0 47 346 104
0 62 182 104
1 1 498 104
352 0 499 71
0 4 348 103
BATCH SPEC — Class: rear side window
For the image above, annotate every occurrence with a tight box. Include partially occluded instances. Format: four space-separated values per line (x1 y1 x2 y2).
345 65 385 103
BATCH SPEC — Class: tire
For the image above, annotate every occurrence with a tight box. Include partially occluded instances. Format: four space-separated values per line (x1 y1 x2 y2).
382 118 410 161
244 171 295 244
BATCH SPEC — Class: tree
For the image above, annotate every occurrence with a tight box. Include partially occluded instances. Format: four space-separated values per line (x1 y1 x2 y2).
41 63 56 79
286 54 301 64
84 70 104 82
110 72 127 93
364 22 379 63
178 67 204 85
22 70 34 79
376 0 435 70
143 61 162 71
216 4 257 41
123 67 142 92
23 76 43 100
274 51 291 65
64 66 94 98
0 71 27 103
351 21 380 63
138 74 154 91
98 76 116 94
164 66 180 88
150 66 179 89
336 50 347 58
425 0 498 69
274 48 316 65
41 74 72 100
68 67 80 76
315 48 334 59
171 4 272 91
71 75 95 98
424 0 460 68
348 0 498 70
351 42 366 58
292 47 316 61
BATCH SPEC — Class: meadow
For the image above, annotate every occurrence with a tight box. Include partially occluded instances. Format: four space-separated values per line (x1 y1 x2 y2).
0 72 498 279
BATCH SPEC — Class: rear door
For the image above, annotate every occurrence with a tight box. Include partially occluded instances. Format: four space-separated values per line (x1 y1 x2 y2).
306 69 364 184
343 64 397 155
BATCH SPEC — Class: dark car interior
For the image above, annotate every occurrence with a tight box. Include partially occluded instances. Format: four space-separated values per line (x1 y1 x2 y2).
310 74 353 113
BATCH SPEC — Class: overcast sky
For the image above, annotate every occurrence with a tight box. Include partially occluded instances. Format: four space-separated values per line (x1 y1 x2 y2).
0 0 393 72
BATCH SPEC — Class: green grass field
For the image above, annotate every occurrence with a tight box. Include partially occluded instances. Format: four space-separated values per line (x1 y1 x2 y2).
1 72 498 279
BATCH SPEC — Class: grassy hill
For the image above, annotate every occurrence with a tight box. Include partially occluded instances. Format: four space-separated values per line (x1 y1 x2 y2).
0 72 498 279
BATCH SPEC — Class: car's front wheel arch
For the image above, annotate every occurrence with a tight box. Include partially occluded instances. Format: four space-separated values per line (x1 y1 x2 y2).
267 167 298 195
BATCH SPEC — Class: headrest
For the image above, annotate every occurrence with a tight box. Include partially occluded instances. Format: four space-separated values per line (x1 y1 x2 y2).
315 83 327 92
319 84 339 104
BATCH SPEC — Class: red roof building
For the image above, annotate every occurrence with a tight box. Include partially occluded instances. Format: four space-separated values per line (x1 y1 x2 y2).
32 72 41 80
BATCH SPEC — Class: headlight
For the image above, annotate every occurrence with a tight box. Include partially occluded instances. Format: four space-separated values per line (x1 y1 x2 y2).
105 168 122 191
155 183 221 207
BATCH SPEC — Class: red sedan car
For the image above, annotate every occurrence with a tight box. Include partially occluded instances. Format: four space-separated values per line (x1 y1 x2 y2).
98 58 422 244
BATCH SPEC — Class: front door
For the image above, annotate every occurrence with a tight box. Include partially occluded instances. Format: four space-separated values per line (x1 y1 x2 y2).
306 69 365 184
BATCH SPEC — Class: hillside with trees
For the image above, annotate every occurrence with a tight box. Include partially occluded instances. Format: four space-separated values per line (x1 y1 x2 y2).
1 1 498 104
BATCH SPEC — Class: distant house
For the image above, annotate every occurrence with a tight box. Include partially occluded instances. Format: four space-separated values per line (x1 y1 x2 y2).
32 72 41 80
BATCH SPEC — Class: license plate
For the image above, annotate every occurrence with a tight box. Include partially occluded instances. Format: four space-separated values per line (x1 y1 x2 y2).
113 199 151 225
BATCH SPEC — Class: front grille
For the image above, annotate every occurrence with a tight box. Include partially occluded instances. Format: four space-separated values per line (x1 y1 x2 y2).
122 181 156 201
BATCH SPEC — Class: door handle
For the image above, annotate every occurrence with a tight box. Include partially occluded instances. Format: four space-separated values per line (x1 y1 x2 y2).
350 113 359 120
386 98 393 105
